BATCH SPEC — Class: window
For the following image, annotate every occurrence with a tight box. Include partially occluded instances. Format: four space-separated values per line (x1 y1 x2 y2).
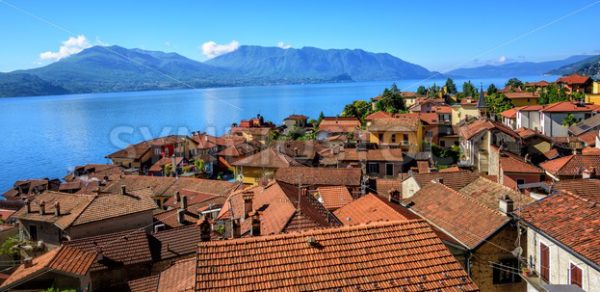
391 134 396 143
385 163 394 176
378 133 384 142
516 179 525 186
402 134 409 145
29 225 38 241
492 258 521 284
440 140 446 147
540 243 550 282
570 263 582 288
367 163 379 174
426 131 433 138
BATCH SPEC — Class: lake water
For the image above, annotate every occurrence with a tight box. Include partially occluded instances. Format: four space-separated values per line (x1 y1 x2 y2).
0 75 556 191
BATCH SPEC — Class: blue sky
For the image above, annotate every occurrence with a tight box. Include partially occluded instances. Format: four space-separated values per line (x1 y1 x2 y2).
1 0 599 72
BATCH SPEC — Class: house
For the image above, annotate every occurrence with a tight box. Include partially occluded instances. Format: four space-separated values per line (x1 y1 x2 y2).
148 156 184 176
2 178 61 201
401 170 479 198
588 75 600 104
539 154 600 181
316 117 361 140
283 114 308 128
525 80 551 92
196 220 479 291
106 135 197 172
367 116 423 153
504 91 540 106
149 224 207 271
459 176 534 211
451 97 482 125
319 147 404 178
501 106 524 129
64 164 123 182
274 167 362 196
272 140 324 166
569 114 600 144
458 119 522 173
403 182 527 291
11 189 157 247
333 193 416 225
556 74 592 95
230 126 272 145
128 257 195 292
539 101 599 137
232 147 303 185
516 105 544 131
314 186 353 211
516 191 600 291
498 153 545 189
216 181 340 237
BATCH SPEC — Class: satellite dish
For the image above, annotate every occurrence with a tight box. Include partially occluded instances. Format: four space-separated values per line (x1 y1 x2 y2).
512 246 523 258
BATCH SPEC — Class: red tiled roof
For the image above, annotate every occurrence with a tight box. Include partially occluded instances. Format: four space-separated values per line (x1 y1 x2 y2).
439 166 461 172
540 154 600 177
334 193 417 225
128 274 159 292
557 74 591 85
540 101 599 113
156 257 196 292
525 81 550 87
285 114 308 121
162 189 223 209
404 182 510 249
316 186 353 210
149 157 183 172
367 117 420 132
517 105 544 112
504 91 540 99
375 177 404 199
318 117 361 133
275 167 362 186
231 148 302 168
196 220 479 291
500 106 525 119
409 170 480 191
151 225 203 261
364 111 392 121
64 229 152 271
459 176 535 211
517 192 600 266
552 179 600 202
419 113 439 125
459 119 495 140
582 147 600 155
500 154 544 174
577 130 597 146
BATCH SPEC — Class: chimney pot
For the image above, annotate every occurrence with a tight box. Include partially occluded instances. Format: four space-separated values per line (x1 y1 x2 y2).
200 217 211 242
176 209 186 225
242 192 254 219
39 200 46 215
230 219 241 238
250 212 261 236
175 191 181 203
25 199 31 213
180 195 188 210
120 185 127 195
23 257 33 268
499 195 514 214
54 202 60 217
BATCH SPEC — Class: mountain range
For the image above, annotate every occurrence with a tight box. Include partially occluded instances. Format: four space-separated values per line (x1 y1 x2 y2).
0 45 438 98
547 54 600 77
445 55 592 78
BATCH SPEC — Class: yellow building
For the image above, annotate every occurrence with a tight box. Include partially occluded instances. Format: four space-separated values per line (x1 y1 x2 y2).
232 148 301 185
586 79 600 104
451 99 481 125
367 116 422 153
503 91 540 107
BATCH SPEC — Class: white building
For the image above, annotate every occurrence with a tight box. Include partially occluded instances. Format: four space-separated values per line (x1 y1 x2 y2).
516 102 598 137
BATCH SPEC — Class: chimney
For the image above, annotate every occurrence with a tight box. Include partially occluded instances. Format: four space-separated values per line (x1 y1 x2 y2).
242 191 254 219
200 217 211 242
176 209 186 225
230 219 241 238
120 185 127 195
499 195 514 214
582 168 595 179
25 199 31 213
174 191 181 203
23 257 33 268
180 195 188 210
54 202 60 217
250 212 261 236
172 155 177 175
39 200 46 215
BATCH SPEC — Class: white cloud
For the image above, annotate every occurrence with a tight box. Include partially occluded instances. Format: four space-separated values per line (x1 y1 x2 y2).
498 55 507 63
201 40 240 58
277 41 292 49
39 35 91 61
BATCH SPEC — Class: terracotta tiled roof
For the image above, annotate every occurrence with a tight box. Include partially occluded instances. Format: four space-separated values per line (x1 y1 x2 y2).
517 105 544 112
154 208 200 228
418 112 439 125
156 257 196 292
569 114 600 136
540 154 600 177
196 220 478 291
162 189 223 210
72 192 156 226
552 179 600 202
405 182 510 249
439 166 462 172
318 117 361 133
557 74 591 85
433 105 452 114
375 177 403 198
106 135 193 159
500 154 544 174
285 114 308 121
149 157 183 172
64 164 123 182
316 186 353 210
514 127 539 139
0 245 97 290
334 193 416 225
231 126 272 136
232 148 302 168
151 225 202 262
190 133 218 150
459 119 495 139
500 106 524 119
368 117 419 132
517 192 600 266
582 146 600 155
64 229 152 271
577 130 597 146
275 167 362 186
525 80 550 87
540 101 599 113
11 192 95 230
543 148 560 160
106 175 237 198
459 177 535 211
365 111 392 121
408 170 480 191
504 91 540 99
128 274 159 292
272 140 324 160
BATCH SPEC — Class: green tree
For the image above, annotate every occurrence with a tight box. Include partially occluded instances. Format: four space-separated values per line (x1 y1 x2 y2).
194 159 205 173
539 84 568 105
427 83 441 98
458 81 478 100
485 93 514 119
487 83 498 95
416 85 427 96
505 78 524 90
562 113 577 127
374 85 407 114
341 100 370 122
316 111 325 126
164 164 173 176
0 235 21 256
445 78 457 94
